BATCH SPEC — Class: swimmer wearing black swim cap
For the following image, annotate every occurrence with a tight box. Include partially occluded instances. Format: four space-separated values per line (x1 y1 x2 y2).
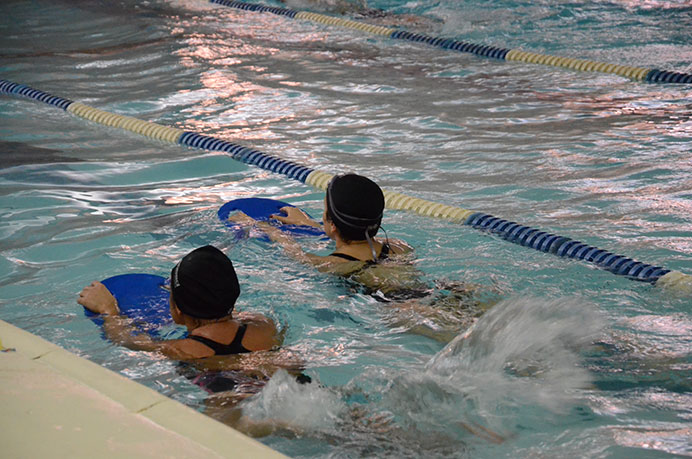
229 174 494 343
80 245 317 437
170 245 240 320
326 174 384 244
79 245 281 359
230 172 413 275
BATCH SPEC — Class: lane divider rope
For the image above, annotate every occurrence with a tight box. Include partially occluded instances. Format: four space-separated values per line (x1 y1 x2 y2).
2 78 689 292
209 0 692 84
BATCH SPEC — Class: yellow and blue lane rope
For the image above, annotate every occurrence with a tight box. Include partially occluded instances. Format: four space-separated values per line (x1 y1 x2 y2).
209 0 692 84
1 78 690 291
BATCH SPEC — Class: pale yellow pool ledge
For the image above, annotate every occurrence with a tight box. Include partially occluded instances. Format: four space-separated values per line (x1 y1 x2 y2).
0 319 286 459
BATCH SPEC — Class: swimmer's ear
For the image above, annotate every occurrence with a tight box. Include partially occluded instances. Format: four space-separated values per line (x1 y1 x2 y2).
169 295 182 313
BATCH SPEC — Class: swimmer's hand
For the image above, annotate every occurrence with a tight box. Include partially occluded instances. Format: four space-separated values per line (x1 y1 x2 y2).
270 206 320 228
230 209 317 264
228 211 256 225
78 281 119 315
228 212 275 241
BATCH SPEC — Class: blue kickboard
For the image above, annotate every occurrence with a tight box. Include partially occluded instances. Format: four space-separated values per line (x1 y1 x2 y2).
218 197 325 238
83 273 175 338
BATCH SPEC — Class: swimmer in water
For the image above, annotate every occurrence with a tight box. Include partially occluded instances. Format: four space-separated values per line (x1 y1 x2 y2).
79 245 281 359
234 174 417 292
79 245 313 436
231 174 495 342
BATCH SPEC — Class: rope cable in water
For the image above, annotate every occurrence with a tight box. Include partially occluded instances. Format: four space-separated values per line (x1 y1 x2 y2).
1 78 689 292
208 0 692 84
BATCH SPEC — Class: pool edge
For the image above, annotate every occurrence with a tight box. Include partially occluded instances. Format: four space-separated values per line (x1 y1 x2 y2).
0 319 286 459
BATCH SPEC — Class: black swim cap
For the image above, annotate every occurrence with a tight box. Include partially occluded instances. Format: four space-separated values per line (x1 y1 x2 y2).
170 245 240 320
326 174 384 241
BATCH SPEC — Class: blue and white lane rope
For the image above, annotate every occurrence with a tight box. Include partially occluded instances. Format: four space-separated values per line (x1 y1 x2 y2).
1 78 690 291
208 0 692 84
466 213 671 281
178 132 313 182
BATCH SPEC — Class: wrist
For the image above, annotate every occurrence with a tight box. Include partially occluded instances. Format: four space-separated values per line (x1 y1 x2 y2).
103 299 120 315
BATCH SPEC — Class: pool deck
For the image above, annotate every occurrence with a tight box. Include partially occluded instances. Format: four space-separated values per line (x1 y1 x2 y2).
0 319 286 459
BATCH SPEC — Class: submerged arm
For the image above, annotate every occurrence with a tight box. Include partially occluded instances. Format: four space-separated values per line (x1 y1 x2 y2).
229 211 327 268
256 220 326 266
100 314 166 352
78 281 200 359
79 281 165 351
205 397 307 438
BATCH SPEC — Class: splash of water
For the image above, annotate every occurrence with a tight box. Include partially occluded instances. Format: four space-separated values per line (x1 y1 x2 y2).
351 296 605 446
427 295 603 407
242 296 604 454
241 369 347 431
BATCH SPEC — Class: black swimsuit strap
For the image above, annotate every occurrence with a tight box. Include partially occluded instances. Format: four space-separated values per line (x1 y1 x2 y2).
188 324 250 355
379 242 390 259
330 252 362 261
331 242 391 263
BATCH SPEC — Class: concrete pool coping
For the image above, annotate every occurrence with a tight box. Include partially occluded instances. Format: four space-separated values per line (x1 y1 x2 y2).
0 319 286 458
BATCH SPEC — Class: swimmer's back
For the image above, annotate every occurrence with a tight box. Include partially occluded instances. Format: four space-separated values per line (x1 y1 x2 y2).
318 239 428 297
184 315 280 358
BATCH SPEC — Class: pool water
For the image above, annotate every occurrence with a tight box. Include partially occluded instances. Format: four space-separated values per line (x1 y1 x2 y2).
1 0 691 457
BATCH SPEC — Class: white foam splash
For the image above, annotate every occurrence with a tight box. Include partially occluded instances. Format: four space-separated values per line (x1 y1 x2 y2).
241 369 347 431
244 296 604 446
425 295 604 415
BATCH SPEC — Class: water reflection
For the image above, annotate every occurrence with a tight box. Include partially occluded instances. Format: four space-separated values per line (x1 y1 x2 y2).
2 0 692 457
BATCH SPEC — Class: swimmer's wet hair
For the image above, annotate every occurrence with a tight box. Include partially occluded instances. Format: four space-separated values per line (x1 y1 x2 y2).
171 245 240 320
326 173 384 242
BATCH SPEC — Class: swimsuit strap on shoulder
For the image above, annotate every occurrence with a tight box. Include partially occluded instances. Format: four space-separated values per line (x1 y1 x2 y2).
188 324 250 355
332 241 390 263
330 252 362 262
378 242 390 259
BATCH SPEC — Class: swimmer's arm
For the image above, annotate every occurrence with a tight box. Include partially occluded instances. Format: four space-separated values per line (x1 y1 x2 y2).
99 315 164 352
230 211 328 267
254 220 350 272
100 315 213 359
234 414 304 438
206 403 304 438
458 421 507 444
78 282 210 359
259 234 358 273
258 221 317 263
252 219 330 268
271 206 322 229
228 211 307 258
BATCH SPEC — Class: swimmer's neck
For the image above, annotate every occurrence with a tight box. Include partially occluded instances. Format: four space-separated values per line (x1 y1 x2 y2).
178 315 233 333
333 237 381 259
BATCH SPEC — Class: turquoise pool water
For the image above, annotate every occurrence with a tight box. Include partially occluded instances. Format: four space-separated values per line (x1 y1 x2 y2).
1 0 691 457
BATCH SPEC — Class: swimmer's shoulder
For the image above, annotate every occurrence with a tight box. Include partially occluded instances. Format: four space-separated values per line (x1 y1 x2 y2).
234 312 281 347
305 237 413 273
161 338 215 360
385 238 413 256
170 322 242 359
309 252 364 275
169 316 280 359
